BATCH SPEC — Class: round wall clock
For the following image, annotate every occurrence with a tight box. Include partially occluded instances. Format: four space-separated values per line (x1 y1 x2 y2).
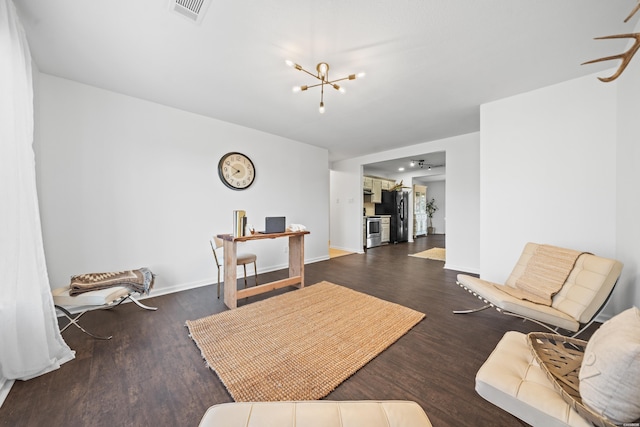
218 152 256 190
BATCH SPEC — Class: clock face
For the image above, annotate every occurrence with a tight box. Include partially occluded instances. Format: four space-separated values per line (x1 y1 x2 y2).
218 152 256 190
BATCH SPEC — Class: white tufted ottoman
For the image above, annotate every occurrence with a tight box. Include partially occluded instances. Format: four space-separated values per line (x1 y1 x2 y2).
476 331 592 427
198 400 432 427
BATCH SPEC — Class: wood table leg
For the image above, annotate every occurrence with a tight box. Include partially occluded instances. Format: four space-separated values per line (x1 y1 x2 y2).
289 234 304 288
223 239 238 309
217 231 308 309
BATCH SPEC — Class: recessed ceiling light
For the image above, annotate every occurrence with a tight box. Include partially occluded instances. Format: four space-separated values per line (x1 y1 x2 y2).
398 167 405 171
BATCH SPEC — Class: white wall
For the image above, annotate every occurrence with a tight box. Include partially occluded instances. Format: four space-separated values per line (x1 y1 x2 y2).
331 132 480 274
34 74 329 295
424 180 445 234
329 169 362 251
615 18 640 313
480 72 625 316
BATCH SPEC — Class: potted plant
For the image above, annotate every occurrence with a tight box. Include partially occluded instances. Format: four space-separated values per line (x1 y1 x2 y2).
426 198 438 234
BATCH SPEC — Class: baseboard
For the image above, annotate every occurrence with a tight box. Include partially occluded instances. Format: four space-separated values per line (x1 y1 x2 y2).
0 378 14 409
56 255 332 316
444 263 480 275
329 245 363 254
125 254 331 300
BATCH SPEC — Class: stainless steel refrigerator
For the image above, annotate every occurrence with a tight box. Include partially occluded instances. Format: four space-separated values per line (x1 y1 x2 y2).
375 190 409 243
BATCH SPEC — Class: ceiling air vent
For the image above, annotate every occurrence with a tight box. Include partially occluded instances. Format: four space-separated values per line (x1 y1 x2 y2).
169 0 211 24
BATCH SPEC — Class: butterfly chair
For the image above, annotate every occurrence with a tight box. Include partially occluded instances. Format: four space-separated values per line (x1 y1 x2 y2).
454 242 623 338
210 236 258 298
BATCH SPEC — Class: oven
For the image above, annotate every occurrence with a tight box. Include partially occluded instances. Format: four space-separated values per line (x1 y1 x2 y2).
366 216 382 248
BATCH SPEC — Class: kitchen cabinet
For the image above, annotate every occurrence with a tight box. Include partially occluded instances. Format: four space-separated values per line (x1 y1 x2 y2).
372 179 382 203
363 175 396 204
381 216 390 243
363 218 366 249
363 176 373 191
414 214 427 236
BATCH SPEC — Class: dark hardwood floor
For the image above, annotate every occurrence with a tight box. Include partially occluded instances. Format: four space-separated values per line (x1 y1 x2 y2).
0 235 598 426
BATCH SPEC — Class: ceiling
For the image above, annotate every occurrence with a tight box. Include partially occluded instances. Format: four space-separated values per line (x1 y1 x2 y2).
363 152 446 183
15 1 638 164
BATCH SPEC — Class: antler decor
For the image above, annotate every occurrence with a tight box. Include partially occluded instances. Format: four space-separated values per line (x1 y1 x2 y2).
583 2 640 82
583 33 640 82
625 1 640 22
389 180 411 192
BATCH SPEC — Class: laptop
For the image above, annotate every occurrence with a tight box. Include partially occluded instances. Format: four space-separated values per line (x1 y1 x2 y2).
261 216 286 234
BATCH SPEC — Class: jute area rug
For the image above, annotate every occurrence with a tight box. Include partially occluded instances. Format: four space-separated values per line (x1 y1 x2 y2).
409 247 446 261
185 281 425 402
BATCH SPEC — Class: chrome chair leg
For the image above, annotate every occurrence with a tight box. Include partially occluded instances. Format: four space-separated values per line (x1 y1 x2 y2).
127 294 158 311
55 305 112 340
453 304 492 314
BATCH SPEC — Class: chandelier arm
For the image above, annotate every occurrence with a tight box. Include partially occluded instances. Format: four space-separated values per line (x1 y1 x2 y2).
298 67 325 82
327 76 352 84
297 77 352 91
300 82 326 90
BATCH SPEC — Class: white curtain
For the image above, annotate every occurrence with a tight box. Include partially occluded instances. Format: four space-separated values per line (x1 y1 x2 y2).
0 0 75 386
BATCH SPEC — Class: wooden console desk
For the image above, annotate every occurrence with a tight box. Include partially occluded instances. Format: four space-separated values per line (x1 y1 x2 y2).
217 230 310 309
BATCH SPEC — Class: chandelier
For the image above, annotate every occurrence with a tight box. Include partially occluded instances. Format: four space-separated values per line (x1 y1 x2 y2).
285 60 364 113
